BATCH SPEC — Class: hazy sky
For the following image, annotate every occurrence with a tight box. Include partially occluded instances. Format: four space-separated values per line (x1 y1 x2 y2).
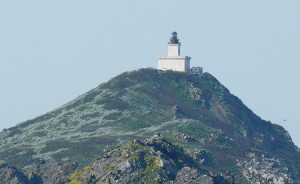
1 1 299 146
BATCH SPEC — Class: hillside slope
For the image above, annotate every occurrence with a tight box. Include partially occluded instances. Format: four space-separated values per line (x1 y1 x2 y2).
0 68 299 182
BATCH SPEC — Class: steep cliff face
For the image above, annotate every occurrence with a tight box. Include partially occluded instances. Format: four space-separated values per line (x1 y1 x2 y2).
0 68 299 183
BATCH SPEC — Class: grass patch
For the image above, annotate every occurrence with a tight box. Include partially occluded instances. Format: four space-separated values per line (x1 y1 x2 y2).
68 165 91 183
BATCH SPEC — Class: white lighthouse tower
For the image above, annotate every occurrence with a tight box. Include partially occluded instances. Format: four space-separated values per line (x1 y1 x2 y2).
157 32 191 72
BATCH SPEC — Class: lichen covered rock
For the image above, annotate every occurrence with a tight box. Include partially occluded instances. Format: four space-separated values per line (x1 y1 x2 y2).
67 137 232 184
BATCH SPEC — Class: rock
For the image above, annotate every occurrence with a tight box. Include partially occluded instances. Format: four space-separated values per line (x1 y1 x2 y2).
0 160 28 184
175 167 214 184
24 159 80 184
237 152 294 183
189 86 202 101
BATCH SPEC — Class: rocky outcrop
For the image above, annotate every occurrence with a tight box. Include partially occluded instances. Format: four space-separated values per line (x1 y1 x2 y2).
0 160 28 184
67 137 233 184
0 160 80 184
175 167 213 184
237 152 294 183
25 160 80 184
175 167 235 184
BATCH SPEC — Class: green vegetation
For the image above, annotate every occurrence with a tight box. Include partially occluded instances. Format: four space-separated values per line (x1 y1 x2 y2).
68 165 91 184
177 120 217 139
143 154 159 174
69 180 81 184
0 68 299 182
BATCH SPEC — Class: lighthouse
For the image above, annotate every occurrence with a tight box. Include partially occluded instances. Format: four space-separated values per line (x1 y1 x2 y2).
157 32 191 72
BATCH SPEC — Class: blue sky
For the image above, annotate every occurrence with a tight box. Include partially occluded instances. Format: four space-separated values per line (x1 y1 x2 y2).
1 1 300 146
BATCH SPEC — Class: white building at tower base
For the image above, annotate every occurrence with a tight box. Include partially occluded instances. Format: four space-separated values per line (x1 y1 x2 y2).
157 56 191 72
157 32 202 74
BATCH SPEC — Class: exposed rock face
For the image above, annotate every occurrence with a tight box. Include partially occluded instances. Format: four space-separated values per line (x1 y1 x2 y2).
67 137 233 184
0 160 28 184
25 160 79 184
175 167 214 184
189 85 202 101
0 68 299 183
237 152 294 183
0 160 80 184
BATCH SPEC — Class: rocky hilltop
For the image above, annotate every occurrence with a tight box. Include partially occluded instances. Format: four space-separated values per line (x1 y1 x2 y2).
67 136 234 184
0 68 299 183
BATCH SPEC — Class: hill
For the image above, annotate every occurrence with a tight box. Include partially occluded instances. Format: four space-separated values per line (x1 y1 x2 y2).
0 68 299 183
